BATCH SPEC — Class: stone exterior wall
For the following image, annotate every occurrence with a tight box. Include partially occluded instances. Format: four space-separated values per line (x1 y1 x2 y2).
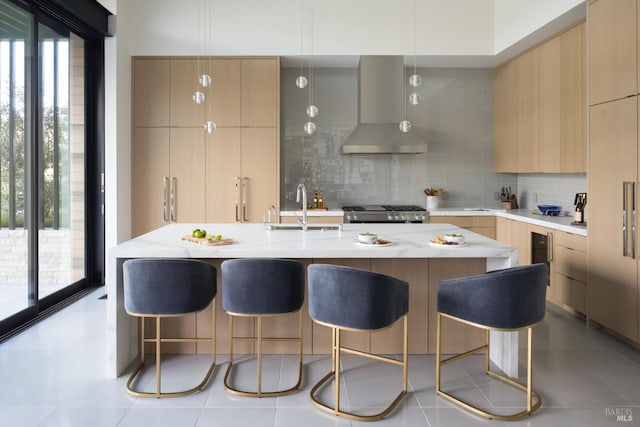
0 229 75 286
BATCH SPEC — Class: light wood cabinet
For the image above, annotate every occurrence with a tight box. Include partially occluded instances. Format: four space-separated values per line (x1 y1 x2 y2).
170 59 206 127
204 128 278 223
132 128 206 236
133 59 170 127
554 231 587 314
515 50 540 173
429 216 496 239
588 0 637 106
132 57 280 235
207 59 242 127
494 61 517 173
494 23 585 173
588 97 639 342
539 24 585 172
242 59 278 127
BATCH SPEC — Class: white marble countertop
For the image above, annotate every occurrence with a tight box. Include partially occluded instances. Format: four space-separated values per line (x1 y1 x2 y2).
429 208 587 236
110 223 517 260
278 207 587 236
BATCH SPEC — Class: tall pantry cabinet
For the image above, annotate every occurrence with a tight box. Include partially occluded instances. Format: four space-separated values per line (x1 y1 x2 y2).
132 57 280 236
587 0 640 343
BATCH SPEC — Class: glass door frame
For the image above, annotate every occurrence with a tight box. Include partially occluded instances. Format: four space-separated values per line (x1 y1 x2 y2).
0 0 108 338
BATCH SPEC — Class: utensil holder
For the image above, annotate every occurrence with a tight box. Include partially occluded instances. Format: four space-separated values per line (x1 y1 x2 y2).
426 196 440 210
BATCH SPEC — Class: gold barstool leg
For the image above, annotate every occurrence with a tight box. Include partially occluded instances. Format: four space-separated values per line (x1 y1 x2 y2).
436 312 542 420
309 316 408 421
126 302 217 398
156 316 161 397
224 310 303 398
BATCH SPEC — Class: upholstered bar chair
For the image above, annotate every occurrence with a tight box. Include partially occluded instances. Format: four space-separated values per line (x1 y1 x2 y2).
221 258 305 397
307 264 409 421
436 263 548 420
123 258 217 398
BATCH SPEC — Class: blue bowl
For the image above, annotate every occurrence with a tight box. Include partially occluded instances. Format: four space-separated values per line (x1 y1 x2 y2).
537 205 561 215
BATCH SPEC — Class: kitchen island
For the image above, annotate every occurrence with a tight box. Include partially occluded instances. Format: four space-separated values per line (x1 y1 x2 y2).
107 223 518 377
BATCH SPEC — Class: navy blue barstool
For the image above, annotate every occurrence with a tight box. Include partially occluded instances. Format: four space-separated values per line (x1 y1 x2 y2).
221 258 305 397
123 258 217 398
436 263 548 420
307 264 409 421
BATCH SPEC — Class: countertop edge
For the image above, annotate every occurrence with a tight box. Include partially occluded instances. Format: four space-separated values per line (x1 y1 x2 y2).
280 208 587 236
429 209 587 236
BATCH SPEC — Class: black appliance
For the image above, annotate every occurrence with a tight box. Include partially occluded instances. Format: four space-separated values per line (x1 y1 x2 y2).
342 205 428 223
531 231 551 286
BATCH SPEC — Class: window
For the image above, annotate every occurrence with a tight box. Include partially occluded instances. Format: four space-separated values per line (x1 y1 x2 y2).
0 0 109 336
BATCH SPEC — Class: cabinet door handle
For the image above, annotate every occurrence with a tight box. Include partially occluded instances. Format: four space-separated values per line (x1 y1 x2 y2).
163 177 168 222
547 232 553 262
633 182 637 259
623 181 632 258
235 177 240 222
170 177 176 222
242 177 248 222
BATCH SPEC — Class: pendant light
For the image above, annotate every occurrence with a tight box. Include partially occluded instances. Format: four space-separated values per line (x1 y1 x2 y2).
192 0 216 133
303 0 317 135
399 0 412 133
408 0 421 103
295 0 308 89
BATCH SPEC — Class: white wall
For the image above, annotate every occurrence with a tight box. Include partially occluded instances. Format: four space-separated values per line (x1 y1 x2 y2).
123 0 496 57
494 0 584 53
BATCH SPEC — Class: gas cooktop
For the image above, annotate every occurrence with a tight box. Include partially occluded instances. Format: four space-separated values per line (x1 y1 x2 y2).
342 204 428 223
342 204 426 212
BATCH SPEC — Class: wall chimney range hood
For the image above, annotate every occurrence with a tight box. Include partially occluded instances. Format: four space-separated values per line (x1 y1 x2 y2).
342 56 427 154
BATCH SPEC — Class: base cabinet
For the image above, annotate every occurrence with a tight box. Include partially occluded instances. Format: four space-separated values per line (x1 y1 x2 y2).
554 231 587 315
429 216 496 239
495 217 588 316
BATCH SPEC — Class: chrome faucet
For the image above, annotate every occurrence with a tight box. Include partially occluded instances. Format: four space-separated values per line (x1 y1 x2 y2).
296 183 308 231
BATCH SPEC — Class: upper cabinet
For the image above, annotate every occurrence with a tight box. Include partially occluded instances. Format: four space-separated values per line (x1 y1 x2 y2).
241 58 279 127
133 59 170 127
588 0 637 106
132 57 280 236
494 23 586 173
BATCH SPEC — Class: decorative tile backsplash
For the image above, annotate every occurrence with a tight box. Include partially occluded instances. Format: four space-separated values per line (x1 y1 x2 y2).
281 66 585 211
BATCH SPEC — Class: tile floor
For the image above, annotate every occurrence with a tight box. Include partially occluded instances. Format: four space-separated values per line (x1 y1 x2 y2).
1 288 639 426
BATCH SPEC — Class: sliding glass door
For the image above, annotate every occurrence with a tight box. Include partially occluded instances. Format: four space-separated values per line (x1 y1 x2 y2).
0 0 106 334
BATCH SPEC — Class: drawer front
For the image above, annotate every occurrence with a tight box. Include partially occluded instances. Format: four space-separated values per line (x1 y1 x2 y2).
430 216 495 228
430 216 473 227
555 244 587 283
554 273 587 314
555 230 587 252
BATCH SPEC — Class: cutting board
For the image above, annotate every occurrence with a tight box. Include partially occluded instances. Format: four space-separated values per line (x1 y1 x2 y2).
181 235 234 246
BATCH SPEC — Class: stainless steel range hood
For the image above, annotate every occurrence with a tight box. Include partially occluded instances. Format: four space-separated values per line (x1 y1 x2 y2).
342 56 427 154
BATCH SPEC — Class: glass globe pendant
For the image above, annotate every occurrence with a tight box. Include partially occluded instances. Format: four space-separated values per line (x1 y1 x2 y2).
399 120 412 133
409 93 421 105
204 121 217 134
409 74 422 87
306 104 318 118
199 73 212 87
304 121 316 135
296 75 308 89
192 91 205 104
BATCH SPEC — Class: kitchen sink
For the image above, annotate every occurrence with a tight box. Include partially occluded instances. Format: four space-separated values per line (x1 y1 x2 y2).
264 223 343 232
